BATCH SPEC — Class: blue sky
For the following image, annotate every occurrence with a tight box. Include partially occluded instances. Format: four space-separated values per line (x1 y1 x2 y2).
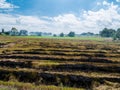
6 0 118 16
7 0 94 16
1 0 120 34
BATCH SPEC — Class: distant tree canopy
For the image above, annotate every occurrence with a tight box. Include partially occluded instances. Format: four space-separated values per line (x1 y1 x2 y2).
4 32 10 35
0 27 120 40
10 27 19 36
100 28 116 37
59 32 64 37
19 30 28 36
68 31 75 37
100 28 120 40
53 34 57 37
81 32 94 36
2 27 28 36
116 28 120 40
2 28 4 33
0 29 5 35
11 27 17 31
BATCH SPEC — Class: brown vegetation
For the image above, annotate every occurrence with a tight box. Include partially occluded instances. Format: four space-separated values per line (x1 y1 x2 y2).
0 36 120 90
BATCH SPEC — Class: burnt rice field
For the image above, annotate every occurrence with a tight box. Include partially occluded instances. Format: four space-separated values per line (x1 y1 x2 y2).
0 36 120 90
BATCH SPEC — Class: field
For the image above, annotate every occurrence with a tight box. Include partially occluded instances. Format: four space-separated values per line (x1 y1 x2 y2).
0 36 120 90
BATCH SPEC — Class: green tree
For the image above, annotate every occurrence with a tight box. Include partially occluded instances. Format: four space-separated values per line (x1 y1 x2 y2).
19 30 28 36
68 31 75 37
0 29 4 35
113 34 117 40
59 32 64 37
10 27 19 36
4 32 10 35
2 28 4 33
100 28 116 37
0 28 9 35
116 28 120 40
53 34 57 37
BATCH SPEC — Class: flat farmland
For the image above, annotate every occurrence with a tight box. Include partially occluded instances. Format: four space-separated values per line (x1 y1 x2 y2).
0 36 120 90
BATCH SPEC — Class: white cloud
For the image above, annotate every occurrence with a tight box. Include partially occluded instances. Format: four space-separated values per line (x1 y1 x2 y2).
18 16 47 25
51 14 82 33
0 14 49 32
49 1 120 34
116 0 120 2
103 1 110 6
81 3 120 33
0 0 18 9
1 1 120 34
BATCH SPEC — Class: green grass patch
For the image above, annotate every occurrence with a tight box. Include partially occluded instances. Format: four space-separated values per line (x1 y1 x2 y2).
14 36 106 41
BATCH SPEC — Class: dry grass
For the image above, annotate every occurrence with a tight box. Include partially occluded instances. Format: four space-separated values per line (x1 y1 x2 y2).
0 36 119 90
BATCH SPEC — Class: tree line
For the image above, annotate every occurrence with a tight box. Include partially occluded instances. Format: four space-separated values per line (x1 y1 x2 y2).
100 28 120 40
0 27 76 37
0 27 120 40
0 27 28 36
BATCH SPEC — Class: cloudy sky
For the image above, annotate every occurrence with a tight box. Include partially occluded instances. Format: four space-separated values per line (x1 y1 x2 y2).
0 0 120 34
